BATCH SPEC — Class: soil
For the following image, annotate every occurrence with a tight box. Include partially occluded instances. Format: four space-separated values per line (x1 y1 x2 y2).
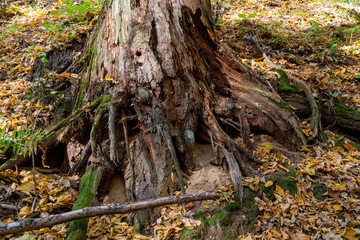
102 173 127 204
101 143 230 202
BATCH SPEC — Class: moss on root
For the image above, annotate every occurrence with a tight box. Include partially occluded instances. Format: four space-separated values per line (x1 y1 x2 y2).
67 165 103 240
277 74 299 93
334 103 360 119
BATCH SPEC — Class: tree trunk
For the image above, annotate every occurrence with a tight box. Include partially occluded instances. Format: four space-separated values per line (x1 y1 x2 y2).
68 0 306 211
2 0 311 235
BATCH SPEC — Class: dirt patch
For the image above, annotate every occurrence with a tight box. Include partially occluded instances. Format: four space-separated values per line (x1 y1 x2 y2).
102 173 127 204
187 144 230 194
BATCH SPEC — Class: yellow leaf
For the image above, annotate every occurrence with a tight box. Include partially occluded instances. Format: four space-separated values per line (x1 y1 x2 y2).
344 227 357 240
301 146 311 152
274 185 285 196
17 181 35 192
346 156 358 163
289 105 297 110
265 180 273 187
302 129 310 137
265 145 273 150
332 204 342 212
344 143 356 152
305 168 315 176
332 181 347 191
19 206 32 219
105 74 114 81
331 146 344 152
1 218 12 224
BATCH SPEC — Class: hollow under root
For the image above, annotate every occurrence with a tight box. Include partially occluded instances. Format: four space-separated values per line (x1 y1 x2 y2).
203 100 245 201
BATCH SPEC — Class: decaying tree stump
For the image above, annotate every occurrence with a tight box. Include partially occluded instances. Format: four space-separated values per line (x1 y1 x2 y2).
0 0 340 237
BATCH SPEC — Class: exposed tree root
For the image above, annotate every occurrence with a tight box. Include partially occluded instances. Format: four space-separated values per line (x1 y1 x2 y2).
70 140 91 173
203 101 245 200
122 109 135 202
67 164 103 240
0 192 218 236
108 105 118 166
251 35 320 138
159 125 186 194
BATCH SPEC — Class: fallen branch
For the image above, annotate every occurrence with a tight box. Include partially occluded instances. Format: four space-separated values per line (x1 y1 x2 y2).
251 36 320 137
0 203 18 211
0 192 219 236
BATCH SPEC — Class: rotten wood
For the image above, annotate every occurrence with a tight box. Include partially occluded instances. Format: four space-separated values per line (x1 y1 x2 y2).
251 35 320 137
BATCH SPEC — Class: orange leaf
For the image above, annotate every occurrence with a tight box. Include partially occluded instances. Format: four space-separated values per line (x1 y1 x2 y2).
344 143 356 152
331 146 344 152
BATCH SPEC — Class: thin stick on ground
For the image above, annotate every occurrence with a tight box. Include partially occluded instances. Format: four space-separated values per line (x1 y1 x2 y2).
0 192 219 236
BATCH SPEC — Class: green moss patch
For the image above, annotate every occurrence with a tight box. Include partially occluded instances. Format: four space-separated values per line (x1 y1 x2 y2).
334 103 360 120
276 69 299 93
180 228 201 240
208 211 228 226
263 171 298 200
310 183 327 201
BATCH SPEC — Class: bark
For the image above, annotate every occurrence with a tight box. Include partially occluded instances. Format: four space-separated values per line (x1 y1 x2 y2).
0 192 219 236
76 0 306 202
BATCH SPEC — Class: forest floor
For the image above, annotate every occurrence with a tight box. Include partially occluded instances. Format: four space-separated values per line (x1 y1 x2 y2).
0 0 360 239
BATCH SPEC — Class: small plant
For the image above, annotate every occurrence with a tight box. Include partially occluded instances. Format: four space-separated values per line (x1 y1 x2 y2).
44 21 65 36
0 125 42 159
235 12 257 23
59 0 102 22
40 52 49 63
309 21 322 35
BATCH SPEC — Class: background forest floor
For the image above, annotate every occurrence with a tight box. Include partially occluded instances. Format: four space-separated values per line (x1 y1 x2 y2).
0 0 360 239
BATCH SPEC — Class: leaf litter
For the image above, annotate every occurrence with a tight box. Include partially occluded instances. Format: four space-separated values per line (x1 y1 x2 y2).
0 0 360 239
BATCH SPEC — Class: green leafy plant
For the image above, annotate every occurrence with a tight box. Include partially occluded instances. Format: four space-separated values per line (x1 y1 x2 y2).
236 12 257 21
59 0 102 22
44 21 65 35
309 21 322 35
0 125 42 159
39 52 49 63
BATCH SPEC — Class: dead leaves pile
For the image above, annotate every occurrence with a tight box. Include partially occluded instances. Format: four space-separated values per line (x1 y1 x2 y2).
0 0 97 134
217 0 360 109
240 130 360 239
0 169 77 220
215 2 360 237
